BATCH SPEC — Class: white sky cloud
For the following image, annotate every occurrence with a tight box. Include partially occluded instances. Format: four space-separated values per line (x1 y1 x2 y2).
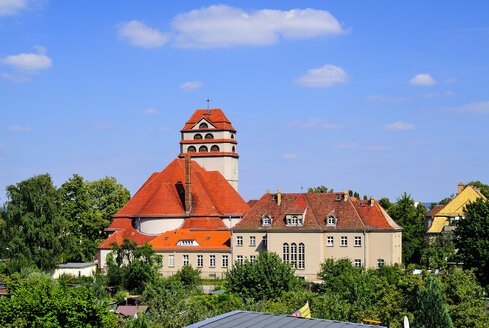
442 100 489 114
92 121 114 129
7 125 31 132
171 5 345 48
295 64 348 88
139 108 159 115
383 121 415 131
1 72 31 82
365 95 408 102
409 73 436 86
0 0 27 16
179 81 203 91
282 153 297 159
1 45 52 72
118 20 170 48
288 118 343 130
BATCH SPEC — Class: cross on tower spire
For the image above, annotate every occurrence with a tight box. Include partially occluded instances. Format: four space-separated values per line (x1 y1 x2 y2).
206 98 211 112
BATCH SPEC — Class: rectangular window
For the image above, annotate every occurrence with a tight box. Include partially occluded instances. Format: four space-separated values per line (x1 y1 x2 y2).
197 255 203 267
183 255 189 266
169 255 175 267
298 243 305 269
340 236 348 247
327 236 334 246
222 255 228 267
237 255 243 264
250 255 256 264
354 259 362 267
210 255 216 267
236 236 243 246
249 236 256 246
377 259 385 268
354 236 362 247
263 236 268 247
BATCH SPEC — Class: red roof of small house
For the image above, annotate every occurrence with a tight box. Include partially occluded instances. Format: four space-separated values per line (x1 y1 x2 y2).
150 229 231 251
426 204 446 217
114 158 249 218
181 109 236 132
233 192 402 231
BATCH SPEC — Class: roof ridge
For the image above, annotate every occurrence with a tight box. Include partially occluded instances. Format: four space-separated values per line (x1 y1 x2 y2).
348 198 368 229
303 194 323 229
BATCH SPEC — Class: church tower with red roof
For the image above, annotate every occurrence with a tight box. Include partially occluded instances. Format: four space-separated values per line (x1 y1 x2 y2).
178 109 239 191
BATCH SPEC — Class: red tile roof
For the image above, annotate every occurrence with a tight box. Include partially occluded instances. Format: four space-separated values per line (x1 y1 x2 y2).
150 229 231 251
181 109 236 132
98 218 157 249
114 158 249 218
233 192 402 231
426 204 446 217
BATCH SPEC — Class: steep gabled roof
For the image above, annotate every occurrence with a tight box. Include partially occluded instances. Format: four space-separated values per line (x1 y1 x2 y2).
150 229 231 251
114 158 249 218
233 192 401 231
181 109 236 132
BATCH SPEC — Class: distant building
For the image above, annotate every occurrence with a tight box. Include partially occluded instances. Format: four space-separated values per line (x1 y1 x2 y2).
51 262 97 279
97 108 403 281
426 183 486 235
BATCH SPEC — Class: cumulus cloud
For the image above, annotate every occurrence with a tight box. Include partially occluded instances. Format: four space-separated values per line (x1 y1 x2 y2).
410 73 436 86
282 153 297 159
383 121 415 131
171 5 345 48
442 100 489 114
7 125 30 132
179 81 203 91
295 64 348 88
365 95 408 102
288 118 343 130
92 121 114 129
1 46 52 81
118 20 170 48
139 108 159 115
0 0 27 16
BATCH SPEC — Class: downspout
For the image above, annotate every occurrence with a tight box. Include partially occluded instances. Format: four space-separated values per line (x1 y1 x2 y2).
363 229 367 268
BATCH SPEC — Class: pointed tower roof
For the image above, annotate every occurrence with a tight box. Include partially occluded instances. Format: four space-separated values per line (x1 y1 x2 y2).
181 108 236 132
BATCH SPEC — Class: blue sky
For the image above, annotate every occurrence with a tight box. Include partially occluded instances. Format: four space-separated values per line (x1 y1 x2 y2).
1 0 488 203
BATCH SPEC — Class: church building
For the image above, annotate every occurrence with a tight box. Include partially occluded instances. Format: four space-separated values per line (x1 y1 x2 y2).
97 108 402 280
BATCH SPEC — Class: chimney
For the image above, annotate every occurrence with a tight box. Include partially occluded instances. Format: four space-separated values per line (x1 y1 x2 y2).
184 154 192 216
344 189 348 201
267 190 271 195
370 196 375 206
277 189 282 205
457 182 464 194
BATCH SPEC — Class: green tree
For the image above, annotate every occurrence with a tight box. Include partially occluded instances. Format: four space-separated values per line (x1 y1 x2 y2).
307 185 333 193
2 174 66 272
455 198 489 286
413 275 453 328
60 174 130 262
388 193 427 264
378 198 393 211
106 238 161 294
439 194 454 205
226 251 300 301
467 181 489 198
0 273 118 327
420 232 455 269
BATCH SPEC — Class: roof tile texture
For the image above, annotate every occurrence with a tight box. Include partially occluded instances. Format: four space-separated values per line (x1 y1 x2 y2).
181 109 236 132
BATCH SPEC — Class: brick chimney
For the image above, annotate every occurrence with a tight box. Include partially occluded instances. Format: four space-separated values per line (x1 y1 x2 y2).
457 182 464 195
277 189 282 205
370 196 375 206
184 154 192 216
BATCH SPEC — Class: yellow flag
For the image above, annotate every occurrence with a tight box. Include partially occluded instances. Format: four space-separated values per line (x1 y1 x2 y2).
291 302 311 318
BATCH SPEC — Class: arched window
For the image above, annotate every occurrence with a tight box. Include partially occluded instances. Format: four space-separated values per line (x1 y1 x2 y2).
194 134 202 140
282 243 289 263
205 133 213 139
290 243 297 269
298 243 305 269
232 146 236 153
199 122 208 129
199 145 208 152
231 134 235 139
210 145 219 152
187 146 196 152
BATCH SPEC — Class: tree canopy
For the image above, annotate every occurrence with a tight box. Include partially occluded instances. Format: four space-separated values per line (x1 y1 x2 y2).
413 275 453 328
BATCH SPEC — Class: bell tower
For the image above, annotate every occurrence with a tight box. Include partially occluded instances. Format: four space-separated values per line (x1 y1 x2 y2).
178 108 239 191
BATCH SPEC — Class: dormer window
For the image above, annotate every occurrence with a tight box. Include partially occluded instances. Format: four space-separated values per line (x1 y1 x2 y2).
286 215 303 226
335 194 341 201
177 239 199 247
199 122 208 129
194 134 203 140
205 133 214 139
327 216 336 226
262 215 271 226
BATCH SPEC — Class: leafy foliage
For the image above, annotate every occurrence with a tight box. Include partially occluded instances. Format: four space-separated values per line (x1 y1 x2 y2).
307 185 333 193
387 192 427 264
2 174 66 272
466 181 489 198
106 238 161 294
413 275 453 328
420 232 455 269
226 251 301 301
455 198 489 286
378 197 393 211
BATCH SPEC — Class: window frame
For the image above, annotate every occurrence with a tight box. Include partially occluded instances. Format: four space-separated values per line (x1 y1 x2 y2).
205 133 214 139
327 236 334 246
210 145 220 152
193 134 203 140
354 236 362 247
187 146 196 152
250 255 257 264
183 254 189 266
237 255 243 264
210 255 216 268
298 243 305 269
197 255 203 267
199 122 208 129
249 236 256 246
169 255 175 267
377 259 385 268
236 236 243 246
354 259 362 267
199 145 208 152
263 235 268 247
222 255 228 267
340 236 348 247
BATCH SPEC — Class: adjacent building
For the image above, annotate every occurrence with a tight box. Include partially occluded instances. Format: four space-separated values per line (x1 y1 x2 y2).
98 108 403 281
426 183 486 235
